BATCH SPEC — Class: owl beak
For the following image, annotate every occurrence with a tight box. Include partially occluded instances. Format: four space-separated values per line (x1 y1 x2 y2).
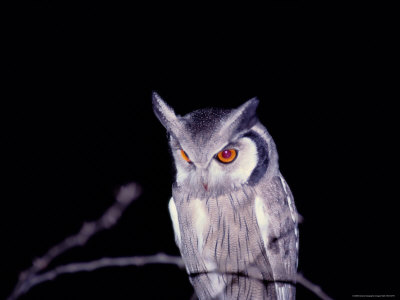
202 182 208 191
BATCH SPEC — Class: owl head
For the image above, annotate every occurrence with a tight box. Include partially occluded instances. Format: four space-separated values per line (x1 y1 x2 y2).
152 92 279 197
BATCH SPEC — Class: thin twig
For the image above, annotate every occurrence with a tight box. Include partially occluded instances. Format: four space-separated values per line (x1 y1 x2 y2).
297 212 304 224
189 292 199 300
7 182 141 300
296 273 334 300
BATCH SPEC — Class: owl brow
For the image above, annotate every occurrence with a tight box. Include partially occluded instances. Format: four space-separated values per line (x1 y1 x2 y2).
217 135 247 152
170 137 186 151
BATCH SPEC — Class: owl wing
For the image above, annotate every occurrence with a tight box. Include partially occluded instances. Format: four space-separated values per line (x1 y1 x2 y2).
168 197 182 249
255 174 299 300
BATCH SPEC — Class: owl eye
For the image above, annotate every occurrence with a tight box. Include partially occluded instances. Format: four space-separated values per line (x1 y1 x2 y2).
217 149 237 164
180 150 191 163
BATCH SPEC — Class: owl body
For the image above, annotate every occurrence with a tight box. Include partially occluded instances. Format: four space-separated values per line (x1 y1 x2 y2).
153 93 299 300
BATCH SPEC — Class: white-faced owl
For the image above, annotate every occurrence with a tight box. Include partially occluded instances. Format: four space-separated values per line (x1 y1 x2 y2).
152 92 299 300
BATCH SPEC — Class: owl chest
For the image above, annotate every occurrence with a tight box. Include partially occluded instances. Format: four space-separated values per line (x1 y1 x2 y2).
177 195 264 273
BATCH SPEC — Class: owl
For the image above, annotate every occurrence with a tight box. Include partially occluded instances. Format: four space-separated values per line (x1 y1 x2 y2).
152 92 299 300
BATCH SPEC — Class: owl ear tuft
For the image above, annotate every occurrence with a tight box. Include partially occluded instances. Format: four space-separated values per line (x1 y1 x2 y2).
152 92 183 136
235 97 259 131
221 97 260 138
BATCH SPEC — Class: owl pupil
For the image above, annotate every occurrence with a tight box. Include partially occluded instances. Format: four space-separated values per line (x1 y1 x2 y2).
221 150 232 158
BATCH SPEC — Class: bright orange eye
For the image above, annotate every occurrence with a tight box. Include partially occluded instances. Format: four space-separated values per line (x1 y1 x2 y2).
180 150 191 162
217 149 237 163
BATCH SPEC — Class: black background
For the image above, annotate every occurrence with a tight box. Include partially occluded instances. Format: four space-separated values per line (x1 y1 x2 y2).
2 1 397 299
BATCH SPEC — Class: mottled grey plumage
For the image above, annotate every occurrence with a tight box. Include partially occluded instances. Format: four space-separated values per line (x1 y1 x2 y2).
152 92 299 300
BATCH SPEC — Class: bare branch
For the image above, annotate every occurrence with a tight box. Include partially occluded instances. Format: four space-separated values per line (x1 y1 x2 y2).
296 273 334 300
10 253 185 299
7 182 332 300
7 182 141 300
